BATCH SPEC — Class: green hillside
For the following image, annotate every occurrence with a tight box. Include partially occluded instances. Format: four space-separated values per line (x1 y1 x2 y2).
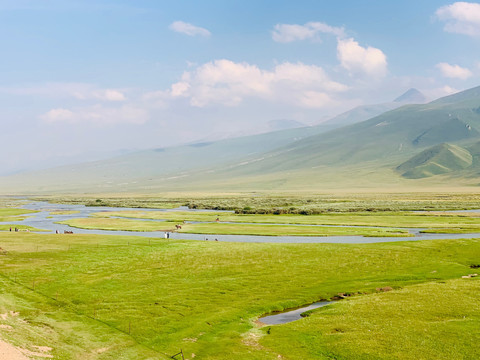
396 143 473 179
200 86 480 181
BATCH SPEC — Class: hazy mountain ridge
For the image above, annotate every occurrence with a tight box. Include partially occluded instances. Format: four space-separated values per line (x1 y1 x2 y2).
5 87 480 193
184 85 480 188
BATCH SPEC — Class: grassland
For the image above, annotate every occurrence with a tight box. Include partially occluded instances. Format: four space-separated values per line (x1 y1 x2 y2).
0 231 479 359
177 222 410 237
0 224 47 232
57 216 410 237
260 278 480 360
93 209 480 227
57 217 175 232
31 191 480 214
0 208 37 222
57 208 480 236
48 210 81 215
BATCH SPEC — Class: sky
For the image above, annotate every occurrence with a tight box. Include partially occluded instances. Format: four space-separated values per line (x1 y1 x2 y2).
1 0 480 174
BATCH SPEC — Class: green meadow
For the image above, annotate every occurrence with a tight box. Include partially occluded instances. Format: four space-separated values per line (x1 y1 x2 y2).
48 210 81 215
58 208 480 235
0 231 479 359
58 216 410 237
0 208 37 222
31 191 480 213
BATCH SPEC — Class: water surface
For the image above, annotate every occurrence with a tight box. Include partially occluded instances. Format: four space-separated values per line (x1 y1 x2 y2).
3 201 480 244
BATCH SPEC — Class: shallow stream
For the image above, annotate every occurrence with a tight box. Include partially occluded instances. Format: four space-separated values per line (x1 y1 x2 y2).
2 201 480 244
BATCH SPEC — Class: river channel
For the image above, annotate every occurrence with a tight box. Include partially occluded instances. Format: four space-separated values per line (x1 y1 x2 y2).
3 201 480 244
258 301 332 325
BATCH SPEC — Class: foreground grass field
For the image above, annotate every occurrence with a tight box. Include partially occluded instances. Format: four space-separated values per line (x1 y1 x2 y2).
0 232 479 359
261 278 480 360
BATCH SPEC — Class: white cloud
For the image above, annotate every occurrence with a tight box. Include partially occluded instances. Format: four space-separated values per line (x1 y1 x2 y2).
337 38 387 78
166 59 348 108
40 108 74 123
436 62 472 79
436 2 480 36
169 21 211 37
40 105 148 125
96 89 127 101
272 21 345 42
2 83 127 102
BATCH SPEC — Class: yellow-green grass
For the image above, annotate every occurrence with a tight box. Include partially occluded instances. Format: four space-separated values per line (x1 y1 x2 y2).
0 232 479 359
0 224 47 232
0 276 164 359
260 278 480 360
177 222 410 237
93 210 480 234
32 195 183 209
0 208 36 217
0 208 37 222
32 191 480 214
58 217 410 237
57 217 176 232
48 210 80 215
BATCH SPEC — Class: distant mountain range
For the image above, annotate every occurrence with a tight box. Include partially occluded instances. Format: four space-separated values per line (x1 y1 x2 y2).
7 86 480 193
319 88 429 128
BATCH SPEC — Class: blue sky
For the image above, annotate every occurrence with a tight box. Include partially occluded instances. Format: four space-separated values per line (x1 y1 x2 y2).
1 0 480 173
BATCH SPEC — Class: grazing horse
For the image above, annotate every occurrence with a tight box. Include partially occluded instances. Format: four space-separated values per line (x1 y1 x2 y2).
64 230 74 234
175 224 182 230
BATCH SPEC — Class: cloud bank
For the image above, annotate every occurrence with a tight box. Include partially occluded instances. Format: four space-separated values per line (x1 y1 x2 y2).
165 59 348 108
436 2 480 36
436 62 472 79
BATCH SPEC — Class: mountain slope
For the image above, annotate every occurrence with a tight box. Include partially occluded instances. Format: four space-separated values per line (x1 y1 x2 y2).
170 85 480 191
396 143 473 179
218 86 480 176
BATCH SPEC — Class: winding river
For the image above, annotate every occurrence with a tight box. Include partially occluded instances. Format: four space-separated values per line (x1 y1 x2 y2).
3 201 480 244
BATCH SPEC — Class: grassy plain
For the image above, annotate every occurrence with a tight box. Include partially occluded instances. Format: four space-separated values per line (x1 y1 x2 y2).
60 208 480 236
31 191 480 213
57 217 175 232
48 210 81 215
0 231 479 359
58 216 410 237
0 224 47 232
0 208 37 222
176 222 410 237
96 209 480 226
